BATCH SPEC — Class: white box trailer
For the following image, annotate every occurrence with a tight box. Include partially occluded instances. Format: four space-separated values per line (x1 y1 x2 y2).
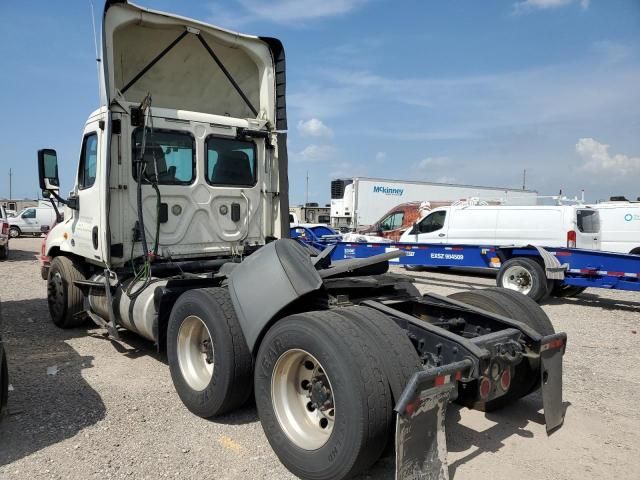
330 177 537 229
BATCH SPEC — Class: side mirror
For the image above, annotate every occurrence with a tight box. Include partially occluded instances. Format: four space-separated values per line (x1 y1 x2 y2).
38 149 60 191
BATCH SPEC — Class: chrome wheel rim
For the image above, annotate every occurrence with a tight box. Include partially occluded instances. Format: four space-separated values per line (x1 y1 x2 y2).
271 349 335 450
9 228 18 238
503 265 533 294
177 315 214 391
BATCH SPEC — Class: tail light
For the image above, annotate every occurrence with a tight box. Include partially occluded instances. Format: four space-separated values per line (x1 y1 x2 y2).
1 222 7 235
500 369 511 391
479 377 492 399
567 230 576 248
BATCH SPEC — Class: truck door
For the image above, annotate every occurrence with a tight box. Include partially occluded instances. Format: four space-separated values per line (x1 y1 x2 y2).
575 209 600 250
414 210 448 243
70 121 104 262
204 135 263 244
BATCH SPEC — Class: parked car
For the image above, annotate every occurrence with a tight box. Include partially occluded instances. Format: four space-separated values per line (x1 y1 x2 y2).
1 301 8 419
588 201 640 254
0 206 9 260
8 206 56 238
400 204 601 250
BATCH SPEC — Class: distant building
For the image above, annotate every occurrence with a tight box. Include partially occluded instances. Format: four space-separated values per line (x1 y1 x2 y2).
0 198 39 213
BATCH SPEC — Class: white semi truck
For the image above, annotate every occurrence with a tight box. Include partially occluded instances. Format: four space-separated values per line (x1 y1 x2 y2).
330 177 538 230
37 2 566 479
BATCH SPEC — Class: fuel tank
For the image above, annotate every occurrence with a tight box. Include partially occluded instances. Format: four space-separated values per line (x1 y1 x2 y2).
87 274 168 342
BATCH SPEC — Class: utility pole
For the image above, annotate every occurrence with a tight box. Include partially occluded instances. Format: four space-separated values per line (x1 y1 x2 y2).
305 170 309 206
522 169 526 190
9 168 12 200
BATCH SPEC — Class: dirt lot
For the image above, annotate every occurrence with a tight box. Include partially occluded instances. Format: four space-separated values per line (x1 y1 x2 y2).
1 237 639 479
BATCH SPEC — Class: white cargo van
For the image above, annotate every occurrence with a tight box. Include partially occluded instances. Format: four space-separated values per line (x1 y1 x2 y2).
589 202 640 254
400 205 600 249
8 206 57 237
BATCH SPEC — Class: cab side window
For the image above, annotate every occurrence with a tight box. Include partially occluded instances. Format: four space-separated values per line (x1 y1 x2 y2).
379 212 404 231
22 208 36 219
78 132 98 190
418 211 446 233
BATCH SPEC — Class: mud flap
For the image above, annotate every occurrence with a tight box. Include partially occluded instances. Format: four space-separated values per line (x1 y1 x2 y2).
539 332 567 433
394 360 472 480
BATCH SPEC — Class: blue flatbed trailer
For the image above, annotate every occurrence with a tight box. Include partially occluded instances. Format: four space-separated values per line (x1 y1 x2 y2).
327 241 640 301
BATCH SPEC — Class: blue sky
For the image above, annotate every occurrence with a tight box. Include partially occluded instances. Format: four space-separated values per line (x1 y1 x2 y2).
1 0 638 204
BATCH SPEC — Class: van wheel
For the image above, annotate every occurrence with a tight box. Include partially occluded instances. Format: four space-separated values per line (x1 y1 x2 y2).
47 256 87 328
0 245 7 260
630 247 640 255
8 227 20 238
448 289 554 411
255 311 392 480
496 257 549 302
167 288 252 418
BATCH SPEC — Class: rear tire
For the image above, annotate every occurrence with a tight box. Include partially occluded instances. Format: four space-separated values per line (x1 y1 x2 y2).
335 306 422 403
167 288 252 418
255 311 392 480
0 245 7 260
47 256 87 328
448 289 554 411
497 257 549 302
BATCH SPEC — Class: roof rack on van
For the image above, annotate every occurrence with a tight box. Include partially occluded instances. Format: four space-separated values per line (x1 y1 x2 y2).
451 197 490 207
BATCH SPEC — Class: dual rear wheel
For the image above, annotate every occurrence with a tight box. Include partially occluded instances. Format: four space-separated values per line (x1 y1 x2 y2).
167 294 421 480
167 287 553 479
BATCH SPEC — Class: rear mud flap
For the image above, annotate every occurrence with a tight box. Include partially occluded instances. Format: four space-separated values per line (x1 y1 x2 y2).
539 332 567 433
395 383 454 480
394 360 471 480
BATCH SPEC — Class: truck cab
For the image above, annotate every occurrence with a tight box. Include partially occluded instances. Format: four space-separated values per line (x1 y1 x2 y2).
41 1 287 271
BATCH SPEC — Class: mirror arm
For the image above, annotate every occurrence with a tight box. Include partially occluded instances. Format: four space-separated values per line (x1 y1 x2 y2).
46 189 79 211
46 196 63 223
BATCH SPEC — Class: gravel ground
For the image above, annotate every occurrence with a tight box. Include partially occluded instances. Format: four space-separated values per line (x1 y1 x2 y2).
1 237 639 479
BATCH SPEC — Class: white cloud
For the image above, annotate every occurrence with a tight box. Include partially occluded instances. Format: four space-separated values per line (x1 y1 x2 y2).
513 0 589 14
209 0 369 28
297 118 333 138
577 138 640 176
295 144 336 163
414 157 449 170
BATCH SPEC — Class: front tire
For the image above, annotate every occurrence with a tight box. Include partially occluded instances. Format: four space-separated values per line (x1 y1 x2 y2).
8 226 20 239
255 311 392 480
47 256 87 328
167 288 252 418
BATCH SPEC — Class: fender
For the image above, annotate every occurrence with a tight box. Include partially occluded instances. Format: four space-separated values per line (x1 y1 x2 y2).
227 239 322 352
